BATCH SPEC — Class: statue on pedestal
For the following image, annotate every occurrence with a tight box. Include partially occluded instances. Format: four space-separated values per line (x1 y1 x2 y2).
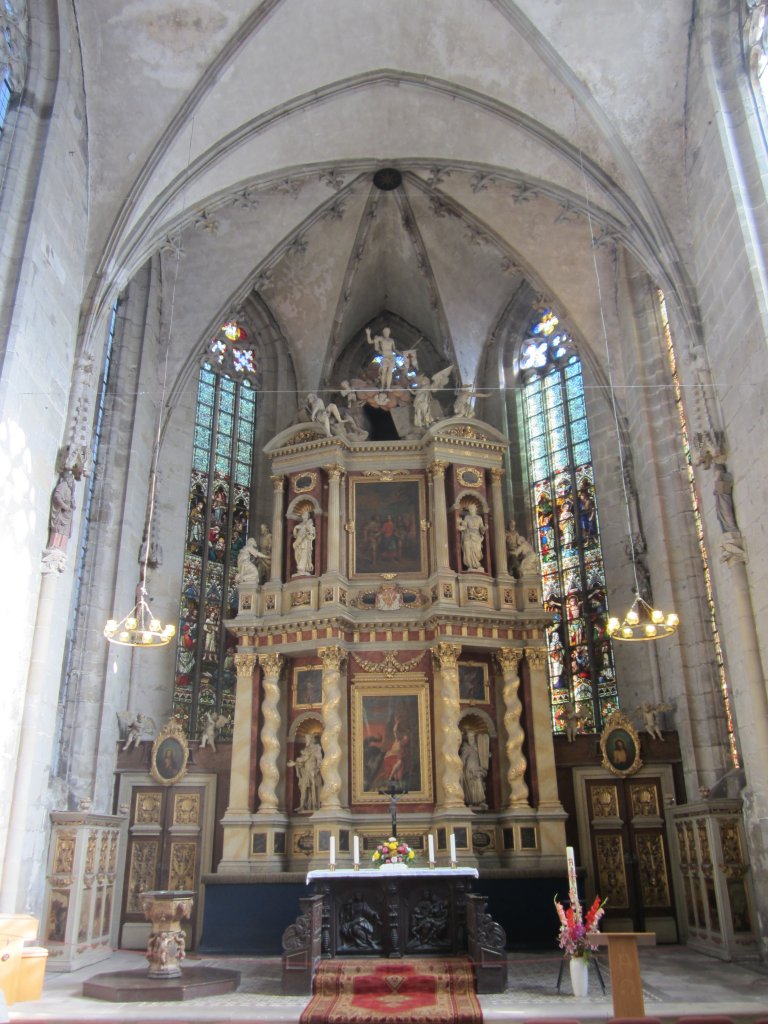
288 733 323 811
459 731 488 810
458 501 486 570
292 509 316 575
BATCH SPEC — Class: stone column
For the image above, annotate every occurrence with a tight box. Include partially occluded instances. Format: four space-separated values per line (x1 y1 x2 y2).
496 647 529 807
431 642 465 809
324 466 343 574
227 651 258 813
429 461 450 572
526 648 561 808
490 468 509 577
257 653 284 812
318 646 346 810
270 475 285 583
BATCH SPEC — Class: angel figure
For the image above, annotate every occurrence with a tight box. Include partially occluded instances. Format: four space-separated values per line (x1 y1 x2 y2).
453 384 491 419
635 702 673 742
200 711 231 752
562 701 584 742
412 365 454 428
118 712 156 752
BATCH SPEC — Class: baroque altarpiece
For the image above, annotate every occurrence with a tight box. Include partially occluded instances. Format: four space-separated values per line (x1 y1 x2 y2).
218 392 566 876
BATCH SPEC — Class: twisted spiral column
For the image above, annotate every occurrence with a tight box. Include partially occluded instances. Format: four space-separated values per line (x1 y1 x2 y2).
257 653 284 812
432 642 465 809
226 652 257 813
497 647 529 807
318 646 346 809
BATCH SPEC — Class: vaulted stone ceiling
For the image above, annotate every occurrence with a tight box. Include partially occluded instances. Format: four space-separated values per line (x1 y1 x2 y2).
75 0 694 396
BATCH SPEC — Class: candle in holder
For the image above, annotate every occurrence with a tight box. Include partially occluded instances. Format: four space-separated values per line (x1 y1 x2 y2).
566 845 578 901
353 835 360 867
449 833 457 865
329 836 336 867
428 834 435 864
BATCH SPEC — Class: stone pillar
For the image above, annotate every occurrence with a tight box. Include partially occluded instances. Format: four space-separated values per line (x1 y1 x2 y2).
429 461 450 571
490 469 509 577
227 651 258 812
431 642 465 810
496 647 529 808
324 466 343 574
525 649 561 809
318 646 345 810
270 475 285 583
257 653 284 812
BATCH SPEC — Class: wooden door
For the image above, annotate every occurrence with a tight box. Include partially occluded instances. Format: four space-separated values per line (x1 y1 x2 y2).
120 785 206 948
585 775 675 933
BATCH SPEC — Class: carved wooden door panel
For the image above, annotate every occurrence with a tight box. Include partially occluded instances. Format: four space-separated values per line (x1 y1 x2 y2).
586 776 675 932
121 785 205 947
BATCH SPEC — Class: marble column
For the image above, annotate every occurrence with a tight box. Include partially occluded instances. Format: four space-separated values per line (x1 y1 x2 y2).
526 648 561 808
227 651 258 813
496 647 529 807
429 461 451 572
490 468 510 577
270 475 285 583
257 653 284 812
318 646 345 810
432 642 465 809
324 466 343 574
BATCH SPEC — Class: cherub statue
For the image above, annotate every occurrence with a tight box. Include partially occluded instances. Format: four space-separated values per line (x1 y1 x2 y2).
453 384 491 419
563 701 584 743
412 365 454 428
635 702 673 742
118 712 156 751
200 711 231 752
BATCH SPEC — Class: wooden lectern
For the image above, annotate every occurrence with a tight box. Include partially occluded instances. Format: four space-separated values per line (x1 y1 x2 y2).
589 931 656 1017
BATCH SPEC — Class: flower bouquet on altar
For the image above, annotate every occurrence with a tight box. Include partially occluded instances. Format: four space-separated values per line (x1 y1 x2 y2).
372 837 416 869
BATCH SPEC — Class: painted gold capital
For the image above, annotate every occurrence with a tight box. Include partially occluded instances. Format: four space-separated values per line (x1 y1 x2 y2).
496 647 524 674
318 645 346 671
234 652 258 675
259 652 284 677
526 648 547 671
432 641 462 669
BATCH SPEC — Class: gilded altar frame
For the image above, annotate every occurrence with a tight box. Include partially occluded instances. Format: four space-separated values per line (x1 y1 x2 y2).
150 719 190 786
348 475 427 577
599 712 642 778
351 676 433 803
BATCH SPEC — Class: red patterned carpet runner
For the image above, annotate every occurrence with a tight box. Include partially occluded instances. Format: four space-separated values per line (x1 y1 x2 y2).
300 957 482 1024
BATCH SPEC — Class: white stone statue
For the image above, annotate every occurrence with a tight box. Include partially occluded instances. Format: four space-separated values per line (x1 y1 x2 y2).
306 393 344 437
118 712 156 752
453 384 491 419
412 365 454 428
237 536 269 584
292 509 316 575
259 523 273 568
459 732 488 810
563 702 584 743
458 501 486 570
365 325 399 391
505 520 538 577
200 711 230 752
288 733 324 811
635 702 673 742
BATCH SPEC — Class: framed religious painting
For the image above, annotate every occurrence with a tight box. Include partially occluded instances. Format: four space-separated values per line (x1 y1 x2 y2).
351 677 433 803
293 666 323 708
150 719 189 786
599 711 642 778
458 661 490 704
349 475 427 577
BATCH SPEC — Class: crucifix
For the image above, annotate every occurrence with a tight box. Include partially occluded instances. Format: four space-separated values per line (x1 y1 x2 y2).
378 780 408 837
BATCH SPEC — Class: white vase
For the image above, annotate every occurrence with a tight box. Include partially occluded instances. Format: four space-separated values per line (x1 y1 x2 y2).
569 955 589 997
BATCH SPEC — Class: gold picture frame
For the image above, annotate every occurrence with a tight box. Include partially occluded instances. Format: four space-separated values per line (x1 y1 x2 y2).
458 661 490 703
349 475 427 577
351 676 433 803
600 711 642 778
293 666 323 708
150 719 190 786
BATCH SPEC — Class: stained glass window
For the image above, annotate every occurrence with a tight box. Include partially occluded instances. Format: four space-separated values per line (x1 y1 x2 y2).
172 325 258 739
520 310 618 734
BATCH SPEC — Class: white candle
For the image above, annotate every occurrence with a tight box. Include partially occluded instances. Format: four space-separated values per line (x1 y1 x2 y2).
329 836 336 865
566 845 578 901
428 834 435 863
353 835 360 866
449 833 457 863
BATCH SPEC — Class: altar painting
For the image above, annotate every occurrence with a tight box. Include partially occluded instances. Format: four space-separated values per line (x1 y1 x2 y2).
350 477 426 576
351 679 432 803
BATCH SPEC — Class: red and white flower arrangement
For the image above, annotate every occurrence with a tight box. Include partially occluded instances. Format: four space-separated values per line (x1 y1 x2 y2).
554 893 606 958
372 837 416 866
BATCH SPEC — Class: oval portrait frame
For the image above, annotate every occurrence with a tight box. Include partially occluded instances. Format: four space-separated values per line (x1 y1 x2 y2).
150 718 190 786
599 711 642 778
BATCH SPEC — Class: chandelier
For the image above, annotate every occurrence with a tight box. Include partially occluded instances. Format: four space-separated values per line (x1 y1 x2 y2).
607 595 679 642
104 582 176 647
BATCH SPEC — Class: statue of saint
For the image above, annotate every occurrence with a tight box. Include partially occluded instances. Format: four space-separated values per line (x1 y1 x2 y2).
458 501 486 570
459 732 488 810
292 509 316 575
288 733 323 811
505 520 538 577
237 536 269 584
47 470 76 550
365 326 399 391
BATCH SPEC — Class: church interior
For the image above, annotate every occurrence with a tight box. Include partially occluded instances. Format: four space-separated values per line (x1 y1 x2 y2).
2 0 768 1018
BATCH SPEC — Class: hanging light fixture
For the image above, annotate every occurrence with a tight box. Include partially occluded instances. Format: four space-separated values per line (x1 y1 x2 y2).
104 583 176 647
576 144 679 643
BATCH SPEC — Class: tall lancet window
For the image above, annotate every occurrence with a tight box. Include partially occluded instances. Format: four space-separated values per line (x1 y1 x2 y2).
520 310 618 734
172 323 258 738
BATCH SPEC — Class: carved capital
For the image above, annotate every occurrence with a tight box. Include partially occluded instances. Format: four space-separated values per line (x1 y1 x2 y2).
432 642 462 669
271 475 285 492
259 652 284 678
429 460 448 480
234 652 258 676
323 464 344 482
490 468 505 485
318 645 346 671
496 647 524 674
526 648 548 672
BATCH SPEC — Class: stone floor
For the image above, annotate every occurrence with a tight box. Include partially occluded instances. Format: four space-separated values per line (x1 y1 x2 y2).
6 945 768 1022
